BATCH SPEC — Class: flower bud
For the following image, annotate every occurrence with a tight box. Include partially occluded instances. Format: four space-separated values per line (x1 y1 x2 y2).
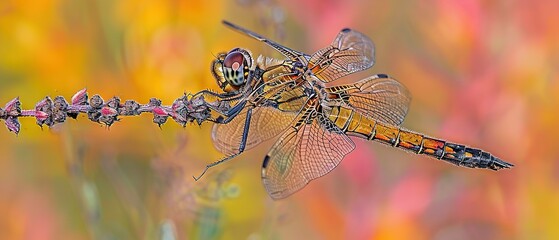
71 88 88 105
5 116 20 134
4 97 21 116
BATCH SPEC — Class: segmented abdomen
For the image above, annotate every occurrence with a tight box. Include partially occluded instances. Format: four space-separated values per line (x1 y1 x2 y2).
326 106 513 170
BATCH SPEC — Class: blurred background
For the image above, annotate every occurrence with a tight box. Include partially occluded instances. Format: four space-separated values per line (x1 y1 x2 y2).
0 0 557 239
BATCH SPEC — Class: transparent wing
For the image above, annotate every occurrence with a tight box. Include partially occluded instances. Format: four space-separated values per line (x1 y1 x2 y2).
261 105 355 199
211 79 310 156
222 20 309 61
211 106 297 156
260 83 308 112
308 28 375 82
325 74 411 126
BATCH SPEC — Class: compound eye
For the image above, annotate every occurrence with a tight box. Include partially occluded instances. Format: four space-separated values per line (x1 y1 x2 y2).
222 51 248 87
223 52 244 71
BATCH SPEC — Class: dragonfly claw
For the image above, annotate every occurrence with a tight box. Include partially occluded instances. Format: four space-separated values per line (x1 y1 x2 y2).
192 167 209 181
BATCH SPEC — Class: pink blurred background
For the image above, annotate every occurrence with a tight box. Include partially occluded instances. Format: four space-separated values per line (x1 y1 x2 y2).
0 0 557 239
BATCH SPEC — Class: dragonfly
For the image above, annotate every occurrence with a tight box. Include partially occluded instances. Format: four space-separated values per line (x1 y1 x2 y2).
193 20 514 200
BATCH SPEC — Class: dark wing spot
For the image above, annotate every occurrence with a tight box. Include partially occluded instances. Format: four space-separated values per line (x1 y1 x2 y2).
262 155 271 168
377 74 389 78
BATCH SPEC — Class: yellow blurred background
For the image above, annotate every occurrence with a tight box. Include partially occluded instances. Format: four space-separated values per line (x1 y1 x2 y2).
0 0 557 239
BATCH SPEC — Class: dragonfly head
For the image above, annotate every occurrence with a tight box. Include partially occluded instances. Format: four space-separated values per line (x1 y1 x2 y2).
211 48 253 93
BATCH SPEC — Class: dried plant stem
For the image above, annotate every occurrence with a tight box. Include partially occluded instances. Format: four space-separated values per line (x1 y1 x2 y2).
0 88 215 134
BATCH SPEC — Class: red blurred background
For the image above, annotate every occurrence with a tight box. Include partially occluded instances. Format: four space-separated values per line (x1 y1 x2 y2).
0 0 557 239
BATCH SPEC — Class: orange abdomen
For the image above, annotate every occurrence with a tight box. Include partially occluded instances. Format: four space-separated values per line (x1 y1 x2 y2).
326 106 512 170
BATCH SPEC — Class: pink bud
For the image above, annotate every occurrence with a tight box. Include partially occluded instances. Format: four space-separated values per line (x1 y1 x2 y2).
35 97 52 110
153 107 168 116
5 117 20 134
172 101 183 111
35 111 49 121
4 97 21 115
100 107 117 117
71 88 88 105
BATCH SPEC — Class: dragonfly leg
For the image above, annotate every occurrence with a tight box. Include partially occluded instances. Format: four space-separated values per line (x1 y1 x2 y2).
193 90 247 117
193 108 253 181
195 89 239 99
192 153 241 181
214 103 247 124
238 108 252 152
